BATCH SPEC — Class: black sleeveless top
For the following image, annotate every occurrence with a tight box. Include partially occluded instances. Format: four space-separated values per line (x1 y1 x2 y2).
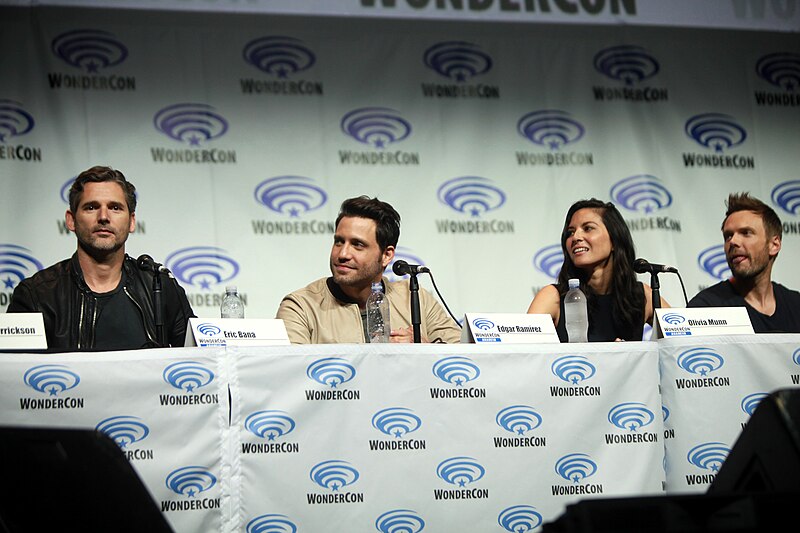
555 282 645 342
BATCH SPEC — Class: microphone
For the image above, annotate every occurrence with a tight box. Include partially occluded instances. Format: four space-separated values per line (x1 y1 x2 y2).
633 258 678 274
137 254 170 274
392 260 430 276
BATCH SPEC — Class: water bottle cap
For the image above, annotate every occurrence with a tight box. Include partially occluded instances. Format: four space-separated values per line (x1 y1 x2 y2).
371 281 382 291
225 285 238 293
568 278 580 289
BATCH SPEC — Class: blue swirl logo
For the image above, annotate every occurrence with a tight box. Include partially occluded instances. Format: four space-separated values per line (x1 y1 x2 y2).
517 110 585 150
154 103 229 146
498 505 543 533
166 466 217 497
685 113 747 153
593 45 659 85
162 361 215 393
756 52 800 91
661 313 686 325
794 347 800 366
60 177 76 204
533 244 563 279
23 364 80 396
555 453 597 483
677 347 724 376
0 244 43 290
197 323 221 336
245 410 296 440
423 41 492 82
376 509 425 533
0 99 35 142
662 406 670 421
307 357 356 388
372 407 422 438
697 245 731 280
609 174 672 214
741 393 768 416
310 460 359 491
51 29 128 73
165 246 240 290
496 405 543 435
432 356 481 387
243 36 315 78
436 456 485 487
687 442 730 472
551 355 596 385
96 415 149 448
246 514 297 533
387 248 426 282
341 107 411 149
771 180 800 216
436 176 506 217
608 403 655 432
254 176 327 217
471 318 495 331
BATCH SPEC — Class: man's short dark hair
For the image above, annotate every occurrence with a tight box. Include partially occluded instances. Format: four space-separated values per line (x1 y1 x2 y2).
723 192 782 239
69 166 136 214
335 196 401 251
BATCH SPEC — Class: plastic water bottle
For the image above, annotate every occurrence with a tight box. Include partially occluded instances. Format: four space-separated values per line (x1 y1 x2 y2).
366 282 390 343
564 278 588 343
220 286 245 319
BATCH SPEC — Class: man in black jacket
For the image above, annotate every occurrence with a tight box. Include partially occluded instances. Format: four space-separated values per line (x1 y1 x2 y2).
6 166 194 350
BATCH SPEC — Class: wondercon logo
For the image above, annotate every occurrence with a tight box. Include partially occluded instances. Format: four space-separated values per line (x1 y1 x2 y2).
471 318 495 331
423 41 492 82
517 110 585 150
96 415 149 448
0 99 35 142
372 407 422 438
697 245 731 280
243 35 315 78
685 113 747 153
687 442 730 472
551 355 596 385
436 457 485 487
794 348 800 366
533 244 563 279
162 361 215 393
154 103 229 146
165 246 240 290
437 176 506 217
555 453 597 483
247 514 297 533
496 405 543 435
307 357 356 388
498 505 543 533
661 313 686 325
23 364 80 396
755 52 800 91
433 356 480 387
51 29 128 73
310 460 359 491
60 177 75 204
341 107 411 149
254 176 327 217
166 466 217 497
662 406 670 422
608 403 655 431
771 180 800 216
245 410 296 440
677 347 725 376
0 244 43 290
376 509 425 533
741 393 768 416
610 174 673 214
594 45 659 85
197 323 221 336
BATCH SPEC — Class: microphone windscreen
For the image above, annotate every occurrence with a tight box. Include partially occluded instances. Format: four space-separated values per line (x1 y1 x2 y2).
392 260 409 276
633 258 650 274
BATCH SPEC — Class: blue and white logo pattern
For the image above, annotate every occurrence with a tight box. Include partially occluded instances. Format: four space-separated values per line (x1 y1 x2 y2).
197 323 221 336
436 457 485 487
496 405 543 435
608 403 655 432
60 177 75 204
661 313 686 325
533 244 563 279
243 36 315 78
677 347 724 376
432 356 481 387
51 29 128 73
755 52 800 91
341 107 411 149
685 113 747 153
741 393 768 416
498 505 543 533
471 317 495 331
423 41 492 82
154 103 229 146
372 407 422 438
0 100 35 142
96 415 149 448
162 361 215 393
0 244 43 290
662 406 670 422
254 176 327 217
375 509 425 533
166 466 217 498
165 246 240 290
610 175 672 214
23 364 80 396
697 245 731 280
555 453 597 483
307 357 356 388
687 442 730 472
310 460 359 491
771 180 800 216
245 410 296 440
517 110 585 150
437 176 506 217
793 348 800 367
551 355 596 385
594 45 659 85
246 514 297 533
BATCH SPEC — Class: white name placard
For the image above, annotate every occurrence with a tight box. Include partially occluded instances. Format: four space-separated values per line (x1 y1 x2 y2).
0 313 47 350
654 307 754 338
185 318 290 347
461 313 559 344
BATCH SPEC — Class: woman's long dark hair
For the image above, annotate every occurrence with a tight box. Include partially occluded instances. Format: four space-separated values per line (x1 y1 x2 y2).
555 199 643 335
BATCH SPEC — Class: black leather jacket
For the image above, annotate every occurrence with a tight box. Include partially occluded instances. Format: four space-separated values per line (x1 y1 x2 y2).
6 253 195 351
